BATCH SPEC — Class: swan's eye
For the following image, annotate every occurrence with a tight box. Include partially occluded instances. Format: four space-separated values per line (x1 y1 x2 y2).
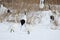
50 15 54 21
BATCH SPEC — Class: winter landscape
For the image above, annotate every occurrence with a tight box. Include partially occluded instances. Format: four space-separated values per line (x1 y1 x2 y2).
0 0 60 40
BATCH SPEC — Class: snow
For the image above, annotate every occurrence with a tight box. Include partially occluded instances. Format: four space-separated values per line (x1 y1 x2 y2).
0 10 60 40
0 25 60 40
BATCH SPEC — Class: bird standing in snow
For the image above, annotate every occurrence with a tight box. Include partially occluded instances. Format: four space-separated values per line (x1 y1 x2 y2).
20 11 27 31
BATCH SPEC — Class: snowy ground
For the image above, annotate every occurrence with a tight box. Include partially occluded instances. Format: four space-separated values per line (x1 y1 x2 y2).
0 22 60 40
